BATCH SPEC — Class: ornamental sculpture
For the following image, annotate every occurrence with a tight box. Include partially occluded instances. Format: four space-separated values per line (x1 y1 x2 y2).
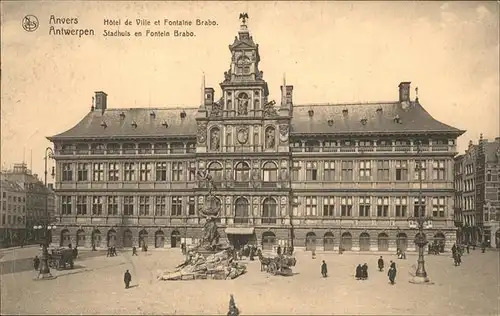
237 126 249 144
263 100 278 117
210 128 221 151
197 170 222 251
197 122 207 144
210 102 223 117
236 93 249 116
265 127 276 149
279 124 289 143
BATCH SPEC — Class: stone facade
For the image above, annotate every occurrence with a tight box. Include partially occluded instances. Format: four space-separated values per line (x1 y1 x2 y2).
48 16 464 252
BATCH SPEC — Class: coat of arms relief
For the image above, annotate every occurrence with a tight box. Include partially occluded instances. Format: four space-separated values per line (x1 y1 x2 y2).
237 125 249 144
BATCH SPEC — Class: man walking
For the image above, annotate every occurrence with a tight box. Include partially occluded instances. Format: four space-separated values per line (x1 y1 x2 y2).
377 256 384 272
388 264 397 285
132 246 138 256
124 270 132 289
321 260 328 278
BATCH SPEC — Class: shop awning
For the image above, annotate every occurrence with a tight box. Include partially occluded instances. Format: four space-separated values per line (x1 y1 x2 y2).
225 227 255 235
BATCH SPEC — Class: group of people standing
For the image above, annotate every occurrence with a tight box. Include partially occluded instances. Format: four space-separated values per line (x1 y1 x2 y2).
355 263 369 280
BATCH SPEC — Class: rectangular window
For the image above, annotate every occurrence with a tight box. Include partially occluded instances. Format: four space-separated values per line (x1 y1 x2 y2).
395 197 407 217
395 160 408 181
139 163 152 181
306 162 318 181
77 163 88 181
188 196 196 215
324 161 335 181
377 160 390 181
359 196 370 217
76 196 87 215
107 196 118 215
92 196 104 215
171 196 183 216
92 163 104 181
341 197 353 217
172 162 184 181
359 160 371 180
341 161 353 181
139 196 150 215
155 196 166 216
61 196 72 215
123 196 134 216
156 162 167 181
188 162 197 181
292 196 299 217
305 196 317 216
432 160 446 180
377 197 389 217
124 163 136 181
432 197 445 218
322 197 334 217
291 161 300 181
413 197 426 217
62 163 73 181
108 163 120 181
414 160 426 180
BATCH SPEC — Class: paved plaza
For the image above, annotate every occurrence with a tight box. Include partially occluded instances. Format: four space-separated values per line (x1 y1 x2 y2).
1 246 499 315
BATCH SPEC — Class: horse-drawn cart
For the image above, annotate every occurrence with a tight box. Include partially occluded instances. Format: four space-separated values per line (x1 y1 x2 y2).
48 248 75 270
259 253 296 276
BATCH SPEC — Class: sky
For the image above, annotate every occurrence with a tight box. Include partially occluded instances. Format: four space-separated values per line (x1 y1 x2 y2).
1 1 499 179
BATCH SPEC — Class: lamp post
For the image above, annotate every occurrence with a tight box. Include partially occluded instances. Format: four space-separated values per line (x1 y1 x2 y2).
36 147 55 280
408 141 433 285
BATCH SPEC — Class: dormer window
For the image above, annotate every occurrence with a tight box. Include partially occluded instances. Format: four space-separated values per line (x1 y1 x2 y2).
361 118 368 125
131 121 138 128
180 111 186 119
327 119 334 126
100 121 107 128
308 109 314 117
119 112 126 119
394 115 401 124
150 111 156 118
342 109 348 116
162 121 169 128
376 107 383 114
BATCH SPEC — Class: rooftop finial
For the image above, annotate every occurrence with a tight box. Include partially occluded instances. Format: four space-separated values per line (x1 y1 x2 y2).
415 86 419 103
239 13 249 25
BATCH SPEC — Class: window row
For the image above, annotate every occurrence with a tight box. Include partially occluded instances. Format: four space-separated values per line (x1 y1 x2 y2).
1 214 25 225
292 159 448 181
291 139 454 152
292 196 447 218
57 142 196 155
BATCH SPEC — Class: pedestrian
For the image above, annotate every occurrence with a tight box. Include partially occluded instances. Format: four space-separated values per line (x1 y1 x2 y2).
321 260 328 278
311 250 316 259
124 270 132 289
388 266 397 285
481 242 486 253
361 263 368 280
277 245 282 256
355 264 362 280
132 246 138 256
113 247 117 256
33 255 40 271
466 244 470 254
378 256 384 272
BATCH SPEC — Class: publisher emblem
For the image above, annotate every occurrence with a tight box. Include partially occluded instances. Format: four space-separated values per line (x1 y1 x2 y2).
22 15 39 32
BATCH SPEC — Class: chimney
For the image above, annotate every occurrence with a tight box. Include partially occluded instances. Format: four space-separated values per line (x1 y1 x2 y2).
280 85 293 107
94 91 108 112
398 82 411 102
204 87 215 106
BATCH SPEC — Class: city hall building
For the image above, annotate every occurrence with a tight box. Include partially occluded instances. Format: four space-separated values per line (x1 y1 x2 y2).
48 17 464 252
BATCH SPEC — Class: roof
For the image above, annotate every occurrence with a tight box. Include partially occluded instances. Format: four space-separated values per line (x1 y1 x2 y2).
290 101 464 136
1 179 25 193
484 140 500 163
48 108 198 140
48 100 465 141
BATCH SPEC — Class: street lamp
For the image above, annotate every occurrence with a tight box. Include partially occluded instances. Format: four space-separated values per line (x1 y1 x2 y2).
36 147 56 280
408 141 433 285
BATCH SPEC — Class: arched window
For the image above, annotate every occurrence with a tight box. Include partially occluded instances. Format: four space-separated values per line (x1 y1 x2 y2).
208 162 223 182
234 197 249 224
262 161 278 182
234 162 250 182
262 198 277 224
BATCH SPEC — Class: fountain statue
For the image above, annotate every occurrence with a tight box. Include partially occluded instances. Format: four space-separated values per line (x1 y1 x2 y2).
197 170 225 251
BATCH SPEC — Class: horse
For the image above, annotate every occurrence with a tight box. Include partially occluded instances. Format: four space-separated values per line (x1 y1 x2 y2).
258 252 272 271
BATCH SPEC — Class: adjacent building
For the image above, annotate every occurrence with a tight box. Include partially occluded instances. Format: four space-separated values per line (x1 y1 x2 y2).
0 179 26 247
47 16 464 252
1 163 56 245
454 136 500 248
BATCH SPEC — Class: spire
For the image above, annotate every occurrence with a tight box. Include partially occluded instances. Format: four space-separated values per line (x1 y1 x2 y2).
282 73 287 106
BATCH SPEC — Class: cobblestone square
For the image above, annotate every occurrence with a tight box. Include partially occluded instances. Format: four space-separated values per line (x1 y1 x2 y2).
1 247 499 315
